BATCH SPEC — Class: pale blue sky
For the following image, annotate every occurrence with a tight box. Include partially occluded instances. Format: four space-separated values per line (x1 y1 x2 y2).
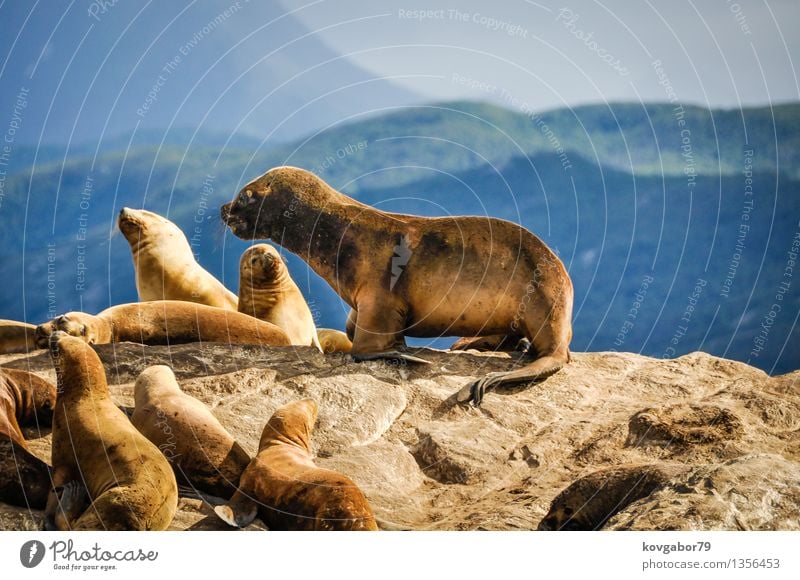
283 0 800 111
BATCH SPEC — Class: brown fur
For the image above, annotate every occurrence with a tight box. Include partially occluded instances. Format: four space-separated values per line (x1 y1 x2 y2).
216 399 378 530
317 328 353 354
0 368 56 508
0 319 37 354
538 464 689 531
238 244 321 350
118 208 238 310
34 300 290 348
221 166 573 405
45 334 177 530
132 365 251 499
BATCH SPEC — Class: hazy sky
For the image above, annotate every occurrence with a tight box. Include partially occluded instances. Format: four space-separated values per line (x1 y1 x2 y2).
282 0 800 111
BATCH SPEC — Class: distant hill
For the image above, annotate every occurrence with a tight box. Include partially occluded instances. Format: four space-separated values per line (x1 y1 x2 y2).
0 100 797 374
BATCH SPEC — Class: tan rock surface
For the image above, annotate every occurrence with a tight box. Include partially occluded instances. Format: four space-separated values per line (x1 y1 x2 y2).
1 344 797 530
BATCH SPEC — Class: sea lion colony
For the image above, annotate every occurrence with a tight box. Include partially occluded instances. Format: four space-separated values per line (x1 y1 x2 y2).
1 167 573 530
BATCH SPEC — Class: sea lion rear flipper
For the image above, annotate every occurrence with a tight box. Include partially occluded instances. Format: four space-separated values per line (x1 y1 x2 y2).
456 353 567 406
214 492 258 528
352 351 431 365
45 480 88 531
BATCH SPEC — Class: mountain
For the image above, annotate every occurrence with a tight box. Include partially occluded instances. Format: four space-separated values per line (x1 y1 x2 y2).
0 100 797 375
0 1 421 149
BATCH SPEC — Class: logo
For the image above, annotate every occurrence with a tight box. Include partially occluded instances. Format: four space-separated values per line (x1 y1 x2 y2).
20 540 46 568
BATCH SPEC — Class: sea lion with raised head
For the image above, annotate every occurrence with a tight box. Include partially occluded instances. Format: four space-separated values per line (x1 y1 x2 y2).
0 368 56 508
34 300 290 348
118 207 238 310
214 399 378 531
0 320 38 354
221 166 573 406
238 244 321 350
132 365 251 499
45 333 178 530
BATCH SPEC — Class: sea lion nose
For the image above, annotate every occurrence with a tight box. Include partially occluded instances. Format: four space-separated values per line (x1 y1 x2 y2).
220 203 231 222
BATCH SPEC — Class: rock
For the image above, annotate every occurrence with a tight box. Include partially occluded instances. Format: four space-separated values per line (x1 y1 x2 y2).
1 344 797 530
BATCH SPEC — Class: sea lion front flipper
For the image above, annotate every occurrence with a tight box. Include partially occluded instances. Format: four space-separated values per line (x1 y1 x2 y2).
352 351 431 365
46 480 88 531
214 491 258 528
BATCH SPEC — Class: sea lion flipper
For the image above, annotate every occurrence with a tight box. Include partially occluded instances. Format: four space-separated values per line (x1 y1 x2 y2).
352 351 431 365
214 492 258 528
457 354 567 406
45 480 88 531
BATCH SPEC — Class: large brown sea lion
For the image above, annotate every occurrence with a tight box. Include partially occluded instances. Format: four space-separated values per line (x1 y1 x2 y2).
221 166 573 405
238 244 321 350
0 368 56 508
131 365 251 499
118 207 238 310
214 399 378 531
45 333 178 530
33 300 290 348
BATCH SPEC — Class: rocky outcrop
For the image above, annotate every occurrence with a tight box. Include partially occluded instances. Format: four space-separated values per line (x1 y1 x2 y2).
1 344 798 530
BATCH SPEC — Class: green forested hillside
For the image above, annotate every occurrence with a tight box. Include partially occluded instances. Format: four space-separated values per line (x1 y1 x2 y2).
0 100 797 374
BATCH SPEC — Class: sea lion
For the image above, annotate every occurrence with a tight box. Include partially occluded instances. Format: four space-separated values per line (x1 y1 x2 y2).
317 328 352 354
221 166 573 405
238 244 321 350
33 300 290 348
214 399 378 531
131 365 251 499
118 207 238 310
0 368 56 508
45 333 178 530
0 319 37 354
537 464 689 531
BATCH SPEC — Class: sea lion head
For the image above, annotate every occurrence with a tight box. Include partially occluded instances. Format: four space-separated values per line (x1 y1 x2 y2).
240 244 285 285
47 331 105 396
134 365 179 407
537 503 586 531
258 398 318 452
118 207 183 250
221 166 330 240
35 312 108 348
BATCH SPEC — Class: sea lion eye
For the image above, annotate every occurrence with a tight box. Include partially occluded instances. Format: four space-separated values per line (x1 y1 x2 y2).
80 325 87 336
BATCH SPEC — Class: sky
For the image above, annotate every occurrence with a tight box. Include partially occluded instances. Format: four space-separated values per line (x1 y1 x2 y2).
282 0 800 112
